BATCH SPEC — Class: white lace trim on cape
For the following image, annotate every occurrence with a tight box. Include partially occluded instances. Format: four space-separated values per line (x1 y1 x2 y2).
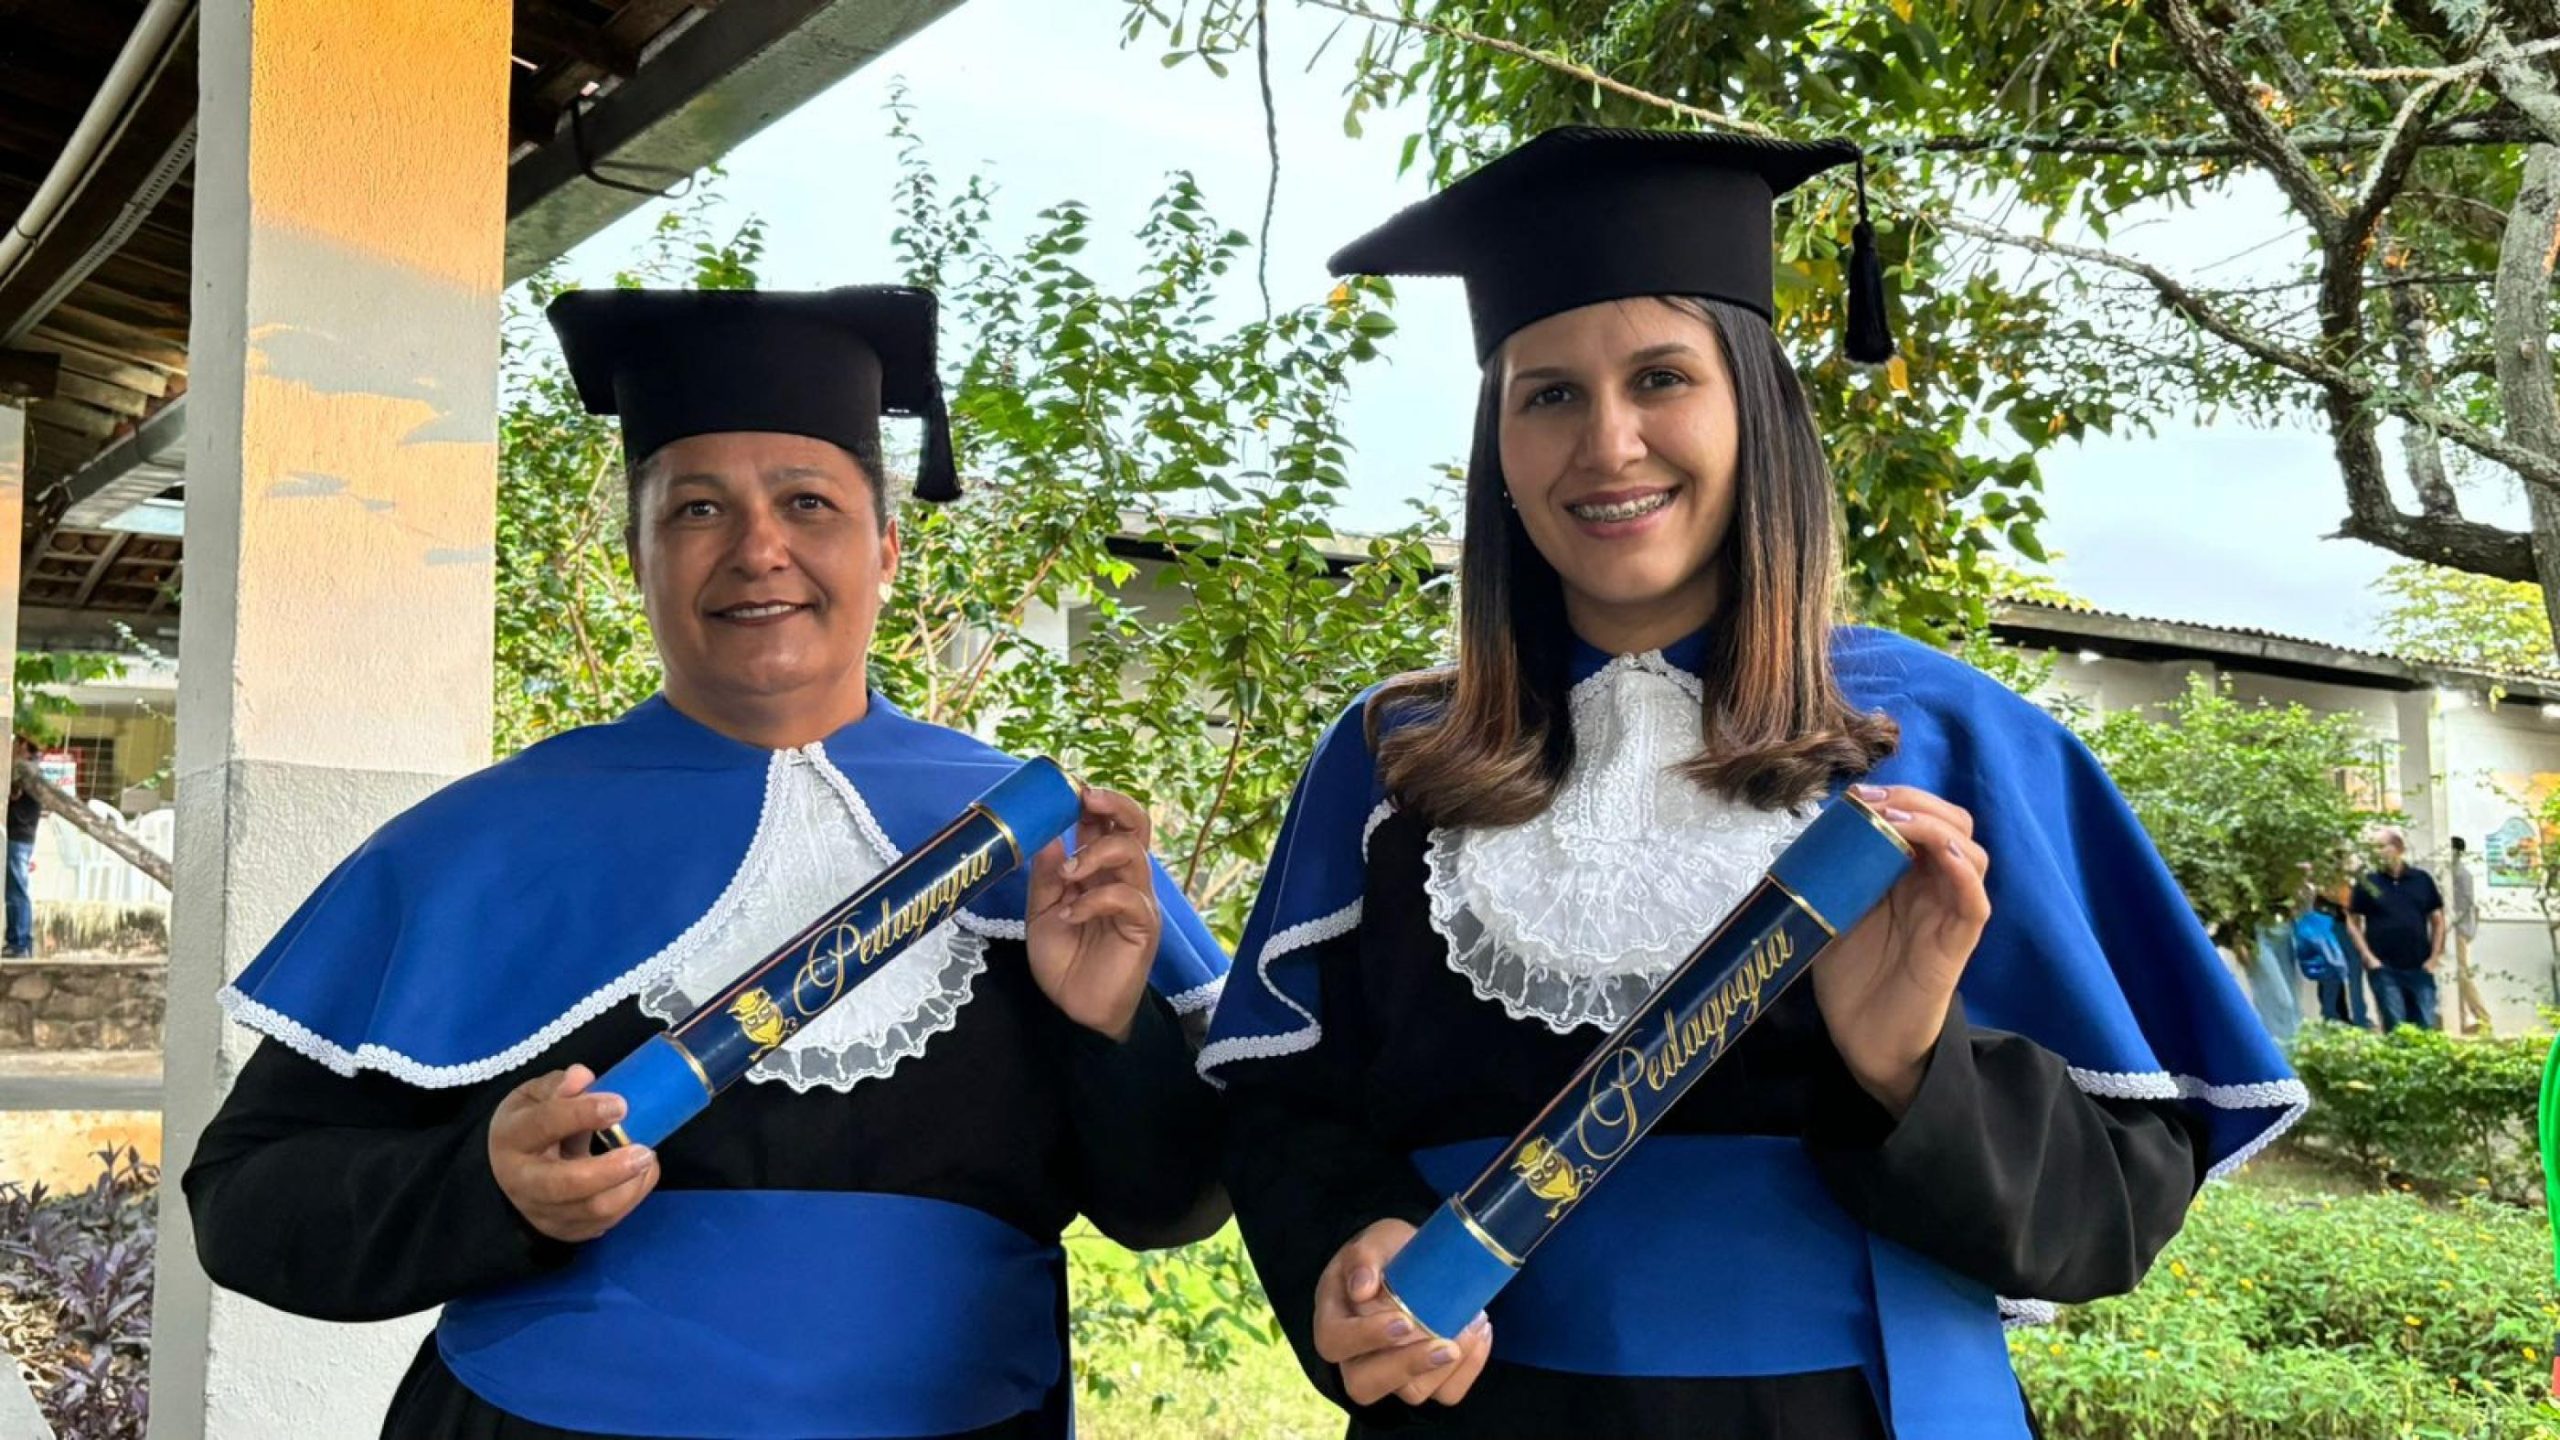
1426 651 1812 1034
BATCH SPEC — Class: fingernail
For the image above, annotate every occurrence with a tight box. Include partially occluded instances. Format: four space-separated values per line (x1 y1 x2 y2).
1854 784 1888 800
1386 1318 1412 1340
1465 1314 1490 1337
1883 806 1913 823
625 1145 653 1169
1063 856 1082 878
1428 1346 1457 1368
600 1096 627 1123
1351 1266 1376 1293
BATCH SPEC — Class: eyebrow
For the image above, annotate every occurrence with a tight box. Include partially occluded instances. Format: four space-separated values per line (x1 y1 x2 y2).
1509 342 1705 385
659 464 842 491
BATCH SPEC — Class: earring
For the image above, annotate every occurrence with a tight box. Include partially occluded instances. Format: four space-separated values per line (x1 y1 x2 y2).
878 580 894 604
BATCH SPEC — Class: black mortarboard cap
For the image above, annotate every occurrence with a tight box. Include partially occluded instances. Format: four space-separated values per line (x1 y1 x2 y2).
546 285 961 502
1328 126 1894 365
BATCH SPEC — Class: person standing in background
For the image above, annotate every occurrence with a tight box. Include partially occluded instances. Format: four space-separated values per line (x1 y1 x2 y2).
2347 826 2444 1031
2295 891 2364 1028
2445 837 2492 1035
6 735 41 958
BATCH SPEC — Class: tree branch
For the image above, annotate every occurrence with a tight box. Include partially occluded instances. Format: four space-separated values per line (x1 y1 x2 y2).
2087 270 2501 297
2404 184 2519 240
2481 24 2560 149
2377 225 2463 519
2319 0 2411 104
2143 0 2344 236
1292 0 1767 135
1278 0 2533 166
2214 0 2323 100
2323 380 2531 584
1928 211 2560 489
1884 117 2538 158
2328 34 2560 85
2345 78 2462 254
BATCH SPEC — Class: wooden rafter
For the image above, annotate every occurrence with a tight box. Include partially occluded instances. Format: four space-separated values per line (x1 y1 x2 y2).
66 530 135 610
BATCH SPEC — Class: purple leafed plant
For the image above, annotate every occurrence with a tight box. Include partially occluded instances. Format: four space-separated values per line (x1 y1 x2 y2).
0 1147 155 1440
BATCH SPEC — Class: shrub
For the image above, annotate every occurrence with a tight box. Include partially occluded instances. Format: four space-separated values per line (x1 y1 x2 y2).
2016 1180 2560 1437
2285 1021 2546 1202
0 1147 154 1440
1070 1224 1281 1417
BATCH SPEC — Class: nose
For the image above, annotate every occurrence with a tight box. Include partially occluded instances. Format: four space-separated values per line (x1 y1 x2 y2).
726 499 792 575
1572 390 1647 477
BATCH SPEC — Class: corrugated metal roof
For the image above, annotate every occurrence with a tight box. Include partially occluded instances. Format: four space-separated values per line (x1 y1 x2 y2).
1993 597 2560 693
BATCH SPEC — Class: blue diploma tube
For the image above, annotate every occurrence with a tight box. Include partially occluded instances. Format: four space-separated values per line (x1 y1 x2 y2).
593 757 1082 1151
1381 792 1916 1341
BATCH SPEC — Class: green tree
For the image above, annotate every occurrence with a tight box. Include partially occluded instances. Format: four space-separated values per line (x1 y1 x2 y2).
11 651 122 747
2372 560 2558 676
860 94 1452 931
1120 0 2560 649
2073 673 2389 946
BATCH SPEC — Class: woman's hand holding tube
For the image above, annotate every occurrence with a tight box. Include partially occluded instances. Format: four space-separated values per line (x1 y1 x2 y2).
1312 1219 1494 1407
1812 785 1993 1118
489 1064 660 1242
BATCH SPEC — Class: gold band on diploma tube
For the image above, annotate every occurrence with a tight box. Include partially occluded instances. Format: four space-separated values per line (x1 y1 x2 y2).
667 1034 715 1096
972 802 1024 869
1843 791 1917 858
1767 876 1838 938
1454 1201 1524 1268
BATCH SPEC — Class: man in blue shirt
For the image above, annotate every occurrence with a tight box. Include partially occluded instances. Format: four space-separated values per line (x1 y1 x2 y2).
2347 826 2445 1030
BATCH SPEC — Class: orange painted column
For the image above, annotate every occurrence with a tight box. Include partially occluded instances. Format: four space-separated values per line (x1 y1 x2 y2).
150 3 508 1435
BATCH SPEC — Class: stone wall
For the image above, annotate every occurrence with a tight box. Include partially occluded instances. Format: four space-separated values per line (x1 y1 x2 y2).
0 960 164 1052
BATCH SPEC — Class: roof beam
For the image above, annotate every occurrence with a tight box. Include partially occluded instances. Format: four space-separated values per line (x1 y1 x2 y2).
66 528 134 609
503 0 966 281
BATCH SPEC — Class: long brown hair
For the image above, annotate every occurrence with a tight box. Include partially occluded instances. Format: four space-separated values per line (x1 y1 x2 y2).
1371 296 1895 824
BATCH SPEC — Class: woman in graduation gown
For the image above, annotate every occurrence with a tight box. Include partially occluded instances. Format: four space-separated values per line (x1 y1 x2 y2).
183 285 1231 1440
1200 128 2305 1439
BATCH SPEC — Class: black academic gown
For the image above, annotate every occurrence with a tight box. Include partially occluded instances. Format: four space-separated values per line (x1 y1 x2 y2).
185 948 1222 1440
1220 808 2206 1439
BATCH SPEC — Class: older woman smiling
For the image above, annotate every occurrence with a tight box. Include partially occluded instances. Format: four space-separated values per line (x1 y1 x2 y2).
185 285 1231 1440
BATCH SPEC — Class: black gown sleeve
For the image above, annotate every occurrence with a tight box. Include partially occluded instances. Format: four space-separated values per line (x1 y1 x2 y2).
1803 998 2207 1304
183 1040 574 1323
1055 980 1232 1249
1219 930 1445 1420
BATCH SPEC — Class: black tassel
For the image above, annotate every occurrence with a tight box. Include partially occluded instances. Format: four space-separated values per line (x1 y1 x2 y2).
915 381 962 503
1844 154 1896 365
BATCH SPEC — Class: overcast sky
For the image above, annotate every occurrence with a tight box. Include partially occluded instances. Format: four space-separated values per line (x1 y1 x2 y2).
558 0 2508 652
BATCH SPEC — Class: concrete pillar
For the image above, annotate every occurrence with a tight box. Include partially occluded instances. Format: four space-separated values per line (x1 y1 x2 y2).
0 403 21 744
2394 689 2447 849
150 4 507 1436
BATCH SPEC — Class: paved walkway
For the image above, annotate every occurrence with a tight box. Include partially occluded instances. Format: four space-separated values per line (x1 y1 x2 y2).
0 1052 160 1113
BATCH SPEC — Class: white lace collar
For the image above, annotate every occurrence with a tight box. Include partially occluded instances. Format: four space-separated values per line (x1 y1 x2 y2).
1424 649 1813 1033
638 744 986 1093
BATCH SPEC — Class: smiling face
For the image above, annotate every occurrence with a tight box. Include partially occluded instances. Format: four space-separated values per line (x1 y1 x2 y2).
628 430 898 747
1494 297 1741 654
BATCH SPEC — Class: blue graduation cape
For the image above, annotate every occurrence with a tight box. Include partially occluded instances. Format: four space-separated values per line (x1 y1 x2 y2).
1199 625 2304 1178
222 693 1229 1088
